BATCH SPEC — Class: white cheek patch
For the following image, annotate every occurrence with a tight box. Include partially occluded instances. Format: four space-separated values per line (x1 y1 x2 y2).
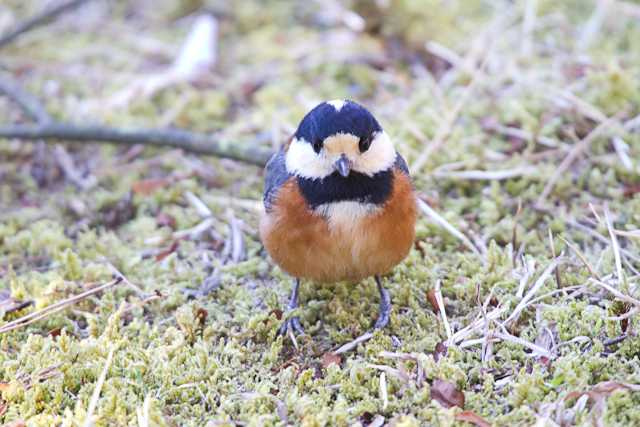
285 137 334 179
315 201 380 230
354 131 396 176
326 99 346 111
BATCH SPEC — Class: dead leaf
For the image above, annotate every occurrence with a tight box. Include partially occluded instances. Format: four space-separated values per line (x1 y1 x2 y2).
321 352 341 369
196 308 208 327
566 381 640 402
155 241 179 262
132 178 172 195
431 379 465 409
156 212 177 229
99 192 134 229
48 328 62 339
4 421 26 427
0 401 7 417
434 341 448 362
455 410 491 427
623 183 640 198
427 289 439 312
0 382 9 391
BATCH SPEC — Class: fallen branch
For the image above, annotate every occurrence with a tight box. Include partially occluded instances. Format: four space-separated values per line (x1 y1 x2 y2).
0 123 273 166
0 0 91 49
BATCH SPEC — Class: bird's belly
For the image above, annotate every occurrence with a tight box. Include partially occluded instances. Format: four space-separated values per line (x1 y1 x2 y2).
260 174 417 283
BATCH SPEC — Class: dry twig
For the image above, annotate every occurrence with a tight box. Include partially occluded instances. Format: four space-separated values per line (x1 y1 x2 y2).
0 123 273 166
0 278 122 334
0 0 91 48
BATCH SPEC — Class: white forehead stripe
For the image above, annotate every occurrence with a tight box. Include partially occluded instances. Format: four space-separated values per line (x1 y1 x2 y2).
327 99 346 111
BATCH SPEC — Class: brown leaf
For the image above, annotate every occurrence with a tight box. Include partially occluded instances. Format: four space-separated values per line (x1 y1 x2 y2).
99 192 134 229
196 308 208 327
455 411 491 427
623 183 640 198
431 379 465 409
5 421 26 427
0 382 9 391
0 401 7 417
132 177 171 195
321 352 341 369
155 241 179 262
565 381 640 402
156 212 177 229
48 328 62 339
591 381 638 395
427 289 439 312
434 341 448 362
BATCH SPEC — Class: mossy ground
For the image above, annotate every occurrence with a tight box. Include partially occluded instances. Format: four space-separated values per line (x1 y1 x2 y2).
1 0 640 426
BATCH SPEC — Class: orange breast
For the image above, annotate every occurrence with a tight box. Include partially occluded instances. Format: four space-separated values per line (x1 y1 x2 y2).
260 170 417 283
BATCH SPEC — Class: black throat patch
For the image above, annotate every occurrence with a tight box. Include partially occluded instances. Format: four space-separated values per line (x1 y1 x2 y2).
297 169 394 209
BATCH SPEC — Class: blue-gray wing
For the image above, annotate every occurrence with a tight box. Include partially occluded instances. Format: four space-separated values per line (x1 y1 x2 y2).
394 152 410 176
263 148 291 212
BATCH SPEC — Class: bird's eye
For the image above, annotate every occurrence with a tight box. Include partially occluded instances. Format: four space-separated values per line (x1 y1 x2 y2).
312 139 323 154
359 135 373 153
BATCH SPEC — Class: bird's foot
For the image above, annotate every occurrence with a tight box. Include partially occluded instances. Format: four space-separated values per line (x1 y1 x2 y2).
278 315 305 336
373 277 391 330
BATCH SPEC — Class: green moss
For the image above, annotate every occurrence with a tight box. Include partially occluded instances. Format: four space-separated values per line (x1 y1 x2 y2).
1 0 640 424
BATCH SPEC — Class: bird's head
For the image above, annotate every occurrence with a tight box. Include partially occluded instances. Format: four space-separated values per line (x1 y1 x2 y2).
285 100 396 179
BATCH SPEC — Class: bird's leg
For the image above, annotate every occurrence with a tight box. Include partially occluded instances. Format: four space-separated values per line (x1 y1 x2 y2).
373 275 391 329
278 278 305 335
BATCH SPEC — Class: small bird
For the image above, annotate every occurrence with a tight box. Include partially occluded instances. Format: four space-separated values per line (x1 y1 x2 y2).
260 99 417 335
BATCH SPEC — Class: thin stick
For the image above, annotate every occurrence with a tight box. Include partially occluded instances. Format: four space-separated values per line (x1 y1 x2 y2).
334 331 374 354
185 191 213 218
0 123 274 166
432 167 536 181
590 278 640 307
380 373 388 410
604 206 626 290
0 0 91 49
577 0 612 51
563 218 640 264
503 257 563 326
410 51 491 173
83 347 115 427
536 118 614 206
0 74 52 123
434 280 452 341
0 278 122 334
492 331 553 358
417 199 483 260
447 306 507 345
561 237 601 280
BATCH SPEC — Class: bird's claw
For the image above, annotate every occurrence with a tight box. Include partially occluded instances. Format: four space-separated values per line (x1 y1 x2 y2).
373 308 390 330
278 316 305 336
373 280 391 330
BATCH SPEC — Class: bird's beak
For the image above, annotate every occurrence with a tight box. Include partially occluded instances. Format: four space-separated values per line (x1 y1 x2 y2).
333 154 352 177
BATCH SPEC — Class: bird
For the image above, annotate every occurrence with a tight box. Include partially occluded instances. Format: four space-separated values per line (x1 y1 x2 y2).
259 99 417 335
